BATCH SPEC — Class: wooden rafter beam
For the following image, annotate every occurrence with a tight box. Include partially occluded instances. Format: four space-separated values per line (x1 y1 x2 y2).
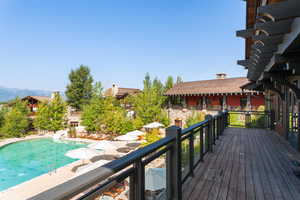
258 0 300 21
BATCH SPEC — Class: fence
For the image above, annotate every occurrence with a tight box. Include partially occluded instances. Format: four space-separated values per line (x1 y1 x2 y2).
29 111 229 200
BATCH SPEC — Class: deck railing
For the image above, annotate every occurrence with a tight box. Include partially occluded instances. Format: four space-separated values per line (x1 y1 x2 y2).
29 112 229 200
228 110 273 129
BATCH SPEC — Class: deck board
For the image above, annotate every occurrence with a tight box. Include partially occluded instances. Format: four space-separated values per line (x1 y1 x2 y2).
183 128 300 200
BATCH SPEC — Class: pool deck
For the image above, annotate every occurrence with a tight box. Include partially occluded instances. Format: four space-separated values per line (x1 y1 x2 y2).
0 135 132 200
0 134 51 148
0 159 83 200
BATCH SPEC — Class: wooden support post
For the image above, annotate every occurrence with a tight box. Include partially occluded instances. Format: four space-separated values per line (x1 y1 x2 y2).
129 175 136 200
205 115 213 152
297 101 300 152
189 131 195 177
133 159 145 200
200 127 204 162
166 126 182 200
212 117 216 145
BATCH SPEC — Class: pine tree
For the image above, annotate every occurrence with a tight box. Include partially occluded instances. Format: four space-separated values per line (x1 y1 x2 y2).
176 76 183 84
143 72 152 91
92 81 104 98
165 76 174 91
153 78 164 95
65 65 94 110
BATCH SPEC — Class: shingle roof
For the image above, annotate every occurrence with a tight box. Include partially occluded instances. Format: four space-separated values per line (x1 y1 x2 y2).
165 77 253 96
116 88 141 97
105 87 141 98
22 96 51 103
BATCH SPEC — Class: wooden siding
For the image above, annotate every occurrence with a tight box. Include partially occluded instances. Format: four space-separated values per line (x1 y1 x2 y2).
183 128 300 200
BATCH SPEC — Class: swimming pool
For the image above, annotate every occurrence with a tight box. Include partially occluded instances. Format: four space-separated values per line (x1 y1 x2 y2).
0 138 87 191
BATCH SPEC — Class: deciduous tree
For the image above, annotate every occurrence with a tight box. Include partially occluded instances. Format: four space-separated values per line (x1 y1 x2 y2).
2 99 29 137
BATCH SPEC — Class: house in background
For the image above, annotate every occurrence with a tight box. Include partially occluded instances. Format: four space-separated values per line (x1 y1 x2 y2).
165 74 265 126
21 92 81 127
105 84 141 100
21 92 60 113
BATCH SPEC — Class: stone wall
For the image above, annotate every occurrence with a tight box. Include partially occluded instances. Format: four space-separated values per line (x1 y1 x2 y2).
167 107 218 127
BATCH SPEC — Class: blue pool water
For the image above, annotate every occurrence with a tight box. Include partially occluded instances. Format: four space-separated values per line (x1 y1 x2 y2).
0 138 87 191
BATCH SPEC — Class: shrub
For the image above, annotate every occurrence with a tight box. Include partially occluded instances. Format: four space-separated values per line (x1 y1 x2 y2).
141 129 161 147
1 99 29 138
185 111 206 128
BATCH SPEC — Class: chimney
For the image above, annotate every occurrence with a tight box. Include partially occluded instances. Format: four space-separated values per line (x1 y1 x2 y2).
51 91 60 99
216 73 227 79
111 84 119 97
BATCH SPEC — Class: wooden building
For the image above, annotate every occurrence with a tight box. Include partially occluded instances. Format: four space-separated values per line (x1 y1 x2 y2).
105 84 141 100
237 0 300 150
165 74 265 126
165 74 264 111
21 96 51 113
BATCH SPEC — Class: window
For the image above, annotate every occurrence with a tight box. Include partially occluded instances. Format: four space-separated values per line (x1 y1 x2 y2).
240 97 247 108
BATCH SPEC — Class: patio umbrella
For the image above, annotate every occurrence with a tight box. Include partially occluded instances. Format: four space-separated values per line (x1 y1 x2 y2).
145 168 166 191
88 141 116 151
115 134 138 141
65 148 102 161
126 130 145 137
143 122 164 129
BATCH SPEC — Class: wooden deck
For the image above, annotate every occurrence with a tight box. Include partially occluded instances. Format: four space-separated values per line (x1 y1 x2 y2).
183 127 300 200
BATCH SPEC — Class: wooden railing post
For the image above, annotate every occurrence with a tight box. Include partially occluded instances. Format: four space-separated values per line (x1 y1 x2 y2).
189 130 195 177
200 127 204 162
205 115 213 152
133 159 145 200
166 126 182 200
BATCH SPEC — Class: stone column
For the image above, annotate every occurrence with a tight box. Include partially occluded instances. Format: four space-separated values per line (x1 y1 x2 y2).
223 96 227 111
182 96 187 108
203 96 207 110
247 94 251 111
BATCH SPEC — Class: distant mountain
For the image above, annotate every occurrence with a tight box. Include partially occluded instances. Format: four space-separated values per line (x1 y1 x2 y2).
0 86 53 102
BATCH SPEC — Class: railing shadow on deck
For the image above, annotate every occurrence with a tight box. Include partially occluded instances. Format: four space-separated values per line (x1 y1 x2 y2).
29 112 229 200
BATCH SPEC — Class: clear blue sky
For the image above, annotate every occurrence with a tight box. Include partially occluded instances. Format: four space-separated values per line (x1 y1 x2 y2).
0 0 246 91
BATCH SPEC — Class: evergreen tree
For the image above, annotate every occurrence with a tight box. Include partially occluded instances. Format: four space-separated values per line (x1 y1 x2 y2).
143 72 152 91
165 76 174 91
176 76 183 84
152 78 164 95
130 74 170 126
92 81 104 98
2 99 29 137
65 65 94 110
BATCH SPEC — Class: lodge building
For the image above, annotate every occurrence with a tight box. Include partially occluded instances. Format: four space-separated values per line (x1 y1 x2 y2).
165 74 265 126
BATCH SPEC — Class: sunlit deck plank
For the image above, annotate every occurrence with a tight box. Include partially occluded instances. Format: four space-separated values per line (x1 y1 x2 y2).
183 128 300 200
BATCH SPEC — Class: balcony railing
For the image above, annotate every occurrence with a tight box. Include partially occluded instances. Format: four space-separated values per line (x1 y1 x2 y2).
228 110 273 129
30 112 229 200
